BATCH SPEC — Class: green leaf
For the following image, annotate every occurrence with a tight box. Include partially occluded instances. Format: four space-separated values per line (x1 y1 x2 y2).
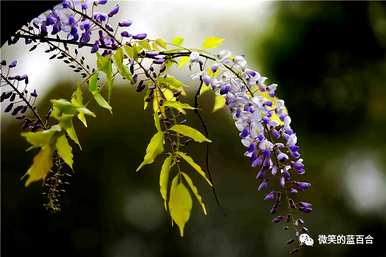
71 86 83 105
56 134 73 169
172 36 184 46
113 47 133 81
124 45 138 60
59 115 81 149
21 126 61 148
88 73 99 93
177 56 190 68
199 83 211 95
156 38 168 49
163 101 195 115
96 53 113 101
202 36 224 49
169 124 211 143
66 125 81 150
168 174 192 237
137 40 152 50
93 93 112 113
157 76 184 89
22 145 54 187
154 112 161 131
160 156 173 210
136 131 164 171
177 152 213 186
72 86 95 127
212 95 226 112
181 172 207 215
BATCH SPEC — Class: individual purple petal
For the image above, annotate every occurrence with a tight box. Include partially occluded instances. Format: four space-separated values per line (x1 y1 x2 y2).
153 59 165 64
97 0 108 4
80 31 91 44
105 24 114 32
8 60 17 68
279 176 285 188
91 41 99 53
272 216 284 223
108 5 120 17
264 191 275 201
258 180 268 191
62 0 71 8
220 84 231 95
132 33 147 40
121 31 132 38
118 20 133 27
295 181 311 191
203 75 211 85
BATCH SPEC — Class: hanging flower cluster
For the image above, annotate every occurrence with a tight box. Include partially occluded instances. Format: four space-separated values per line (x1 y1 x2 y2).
1 0 312 251
193 49 312 236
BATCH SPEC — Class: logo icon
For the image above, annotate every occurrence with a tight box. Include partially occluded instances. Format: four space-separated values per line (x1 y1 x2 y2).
299 233 314 246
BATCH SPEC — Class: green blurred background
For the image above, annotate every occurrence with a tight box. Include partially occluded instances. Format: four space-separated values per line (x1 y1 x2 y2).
2 1 386 257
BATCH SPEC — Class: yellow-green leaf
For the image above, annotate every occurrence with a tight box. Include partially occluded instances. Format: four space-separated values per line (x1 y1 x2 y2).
71 86 83 106
177 56 190 68
96 53 113 101
88 73 99 93
199 84 211 95
169 124 211 143
202 36 224 49
21 126 61 148
163 101 195 115
23 145 53 187
113 48 133 81
154 111 161 131
93 93 112 113
136 131 164 171
160 155 173 210
212 95 226 112
168 174 192 237
56 134 73 169
172 36 184 46
177 152 213 186
181 172 207 215
156 38 168 49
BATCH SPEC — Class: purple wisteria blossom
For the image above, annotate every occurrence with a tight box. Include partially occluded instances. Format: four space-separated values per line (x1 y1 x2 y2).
198 49 312 233
29 0 148 54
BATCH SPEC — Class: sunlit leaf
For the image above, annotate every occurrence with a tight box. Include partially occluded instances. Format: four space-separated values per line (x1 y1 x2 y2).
22 145 53 187
59 115 81 149
172 36 184 46
21 125 61 148
113 47 133 81
156 38 168 49
136 131 164 171
163 101 195 114
168 174 192 237
212 95 226 112
160 155 173 210
169 124 211 143
96 53 113 101
154 111 161 131
177 56 189 68
88 73 99 93
202 36 224 49
124 45 138 60
93 93 112 113
176 152 213 186
181 172 207 215
199 84 211 95
56 134 73 169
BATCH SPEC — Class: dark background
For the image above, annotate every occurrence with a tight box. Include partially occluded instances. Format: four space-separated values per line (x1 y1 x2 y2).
2 1 386 257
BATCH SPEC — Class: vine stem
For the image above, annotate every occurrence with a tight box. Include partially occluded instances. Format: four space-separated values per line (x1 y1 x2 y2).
1 74 46 129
